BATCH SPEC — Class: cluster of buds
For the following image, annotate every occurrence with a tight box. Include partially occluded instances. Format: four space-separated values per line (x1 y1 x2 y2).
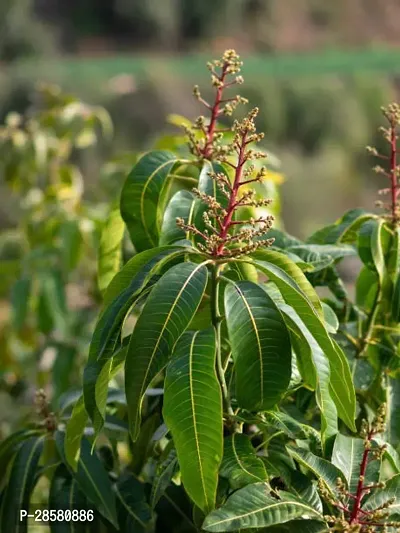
178 100 275 257
367 103 400 224
185 49 248 161
35 388 57 433
321 405 399 531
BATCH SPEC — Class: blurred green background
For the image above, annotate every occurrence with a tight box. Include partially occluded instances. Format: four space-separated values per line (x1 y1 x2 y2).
1 0 400 237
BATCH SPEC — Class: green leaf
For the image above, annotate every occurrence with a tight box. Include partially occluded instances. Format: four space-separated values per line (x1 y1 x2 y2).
84 246 184 432
120 150 177 251
386 377 400 447
253 249 323 317
164 328 222 513
37 270 68 336
224 280 292 410
10 277 31 331
98 203 125 294
321 302 339 334
220 434 267 490
392 275 400 322
307 209 374 245
278 304 338 446
251 252 356 432
358 218 387 282
331 435 373 495
67 341 127 471
49 464 87 533
288 471 323 514
160 190 197 245
64 395 88 472
0 429 42 487
362 473 400 518
151 449 178 509
115 473 153 532
0 435 45 533
58 219 82 272
258 520 327 532
202 483 323 532
126 261 208 440
55 432 118 528
289 447 346 497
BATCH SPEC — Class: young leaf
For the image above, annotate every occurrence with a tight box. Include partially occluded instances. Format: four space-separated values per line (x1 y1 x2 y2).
49 464 88 533
202 483 323 532
220 434 268 489
0 435 45 533
120 150 177 251
126 261 208 440
224 280 292 411
98 202 125 294
164 328 222 513
251 252 356 432
55 432 118 528
160 190 197 245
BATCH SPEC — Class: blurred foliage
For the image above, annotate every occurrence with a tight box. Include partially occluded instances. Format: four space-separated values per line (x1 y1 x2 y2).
0 85 113 434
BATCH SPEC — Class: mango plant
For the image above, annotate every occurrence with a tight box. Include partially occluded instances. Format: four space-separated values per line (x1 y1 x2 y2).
1 51 399 533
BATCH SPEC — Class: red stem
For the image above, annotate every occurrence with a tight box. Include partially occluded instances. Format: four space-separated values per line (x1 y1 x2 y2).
349 430 374 524
390 121 399 222
203 65 228 159
215 132 248 256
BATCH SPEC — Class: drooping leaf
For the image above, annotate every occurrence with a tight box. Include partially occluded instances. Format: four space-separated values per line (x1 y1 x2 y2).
115 473 153 532
164 328 222 513
49 464 88 533
66 341 128 471
120 150 177 251
289 447 346 497
224 280 292 411
98 202 125 294
202 483 323 532
84 246 184 432
220 434 267 490
126 261 208 440
55 432 118 528
0 435 45 533
279 304 338 446
251 251 356 432
0 429 42 488
252 249 323 317
160 190 197 245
